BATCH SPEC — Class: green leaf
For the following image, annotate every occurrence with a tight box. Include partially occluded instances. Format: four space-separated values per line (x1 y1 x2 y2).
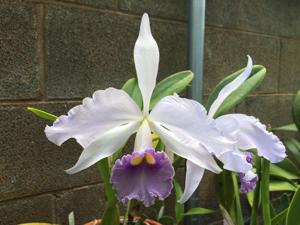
286 186 300 225
183 207 215 216
158 216 176 225
174 180 184 223
246 191 254 207
206 65 266 118
270 161 300 180
271 208 288 225
122 78 143 109
284 138 300 166
269 180 297 192
150 70 194 109
97 159 117 204
215 170 235 211
273 124 298 132
292 89 300 131
101 203 120 225
219 204 235 225
27 107 57 121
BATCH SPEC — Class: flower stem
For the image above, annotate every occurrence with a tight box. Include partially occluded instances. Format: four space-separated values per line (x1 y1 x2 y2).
250 157 261 225
123 200 131 225
231 173 244 225
261 158 271 225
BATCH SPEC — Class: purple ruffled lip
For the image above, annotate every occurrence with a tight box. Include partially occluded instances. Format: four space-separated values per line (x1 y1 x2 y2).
239 171 258 193
110 149 174 207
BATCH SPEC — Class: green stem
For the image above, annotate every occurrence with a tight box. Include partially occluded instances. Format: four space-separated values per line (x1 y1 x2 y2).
261 159 271 225
123 200 131 225
232 173 244 225
250 157 261 225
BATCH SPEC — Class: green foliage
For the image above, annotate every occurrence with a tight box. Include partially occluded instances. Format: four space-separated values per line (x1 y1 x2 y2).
286 186 300 225
174 180 184 224
292 90 300 131
122 78 143 108
284 138 300 166
206 65 266 118
122 71 194 110
150 70 194 109
27 107 57 121
273 124 298 132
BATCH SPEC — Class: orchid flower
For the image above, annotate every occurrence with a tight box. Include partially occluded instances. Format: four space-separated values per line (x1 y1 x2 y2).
45 13 234 206
211 56 286 192
179 56 287 202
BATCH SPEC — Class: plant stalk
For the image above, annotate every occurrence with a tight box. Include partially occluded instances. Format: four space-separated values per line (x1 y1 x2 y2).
250 157 261 225
232 173 244 225
261 159 271 225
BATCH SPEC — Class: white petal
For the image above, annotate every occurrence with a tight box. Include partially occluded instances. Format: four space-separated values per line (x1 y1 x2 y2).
218 151 252 173
208 56 253 118
215 115 252 173
134 120 153 152
179 161 205 203
150 121 221 173
66 120 141 174
221 114 286 163
45 88 142 148
134 13 159 113
150 96 235 156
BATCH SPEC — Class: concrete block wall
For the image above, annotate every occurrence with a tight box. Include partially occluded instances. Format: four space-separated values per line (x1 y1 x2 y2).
0 0 299 224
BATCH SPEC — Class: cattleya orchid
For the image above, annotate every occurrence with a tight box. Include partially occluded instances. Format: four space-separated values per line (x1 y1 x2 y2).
45 13 237 206
181 56 287 200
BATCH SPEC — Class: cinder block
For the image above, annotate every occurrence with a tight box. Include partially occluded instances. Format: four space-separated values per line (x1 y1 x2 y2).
204 27 280 95
45 5 187 98
0 103 101 202
54 184 106 224
0 0 39 99
119 0 187 21
279 39 300 93
206 0 300 37
0 194 55 225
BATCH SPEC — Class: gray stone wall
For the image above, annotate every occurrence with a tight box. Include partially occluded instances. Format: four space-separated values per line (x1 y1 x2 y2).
0 0 299 224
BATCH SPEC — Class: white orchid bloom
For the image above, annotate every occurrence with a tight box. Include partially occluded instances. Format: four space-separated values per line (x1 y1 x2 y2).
179 56 287 202
209 55 286 164
45 13 236 204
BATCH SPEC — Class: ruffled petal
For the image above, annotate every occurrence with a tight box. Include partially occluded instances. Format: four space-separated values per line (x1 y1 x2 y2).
239 170 258 193
45 88 142 148
66 120 141 174
134 120 153 152
111 149 174 207
150 120 221 173
215 115 252 173
134 13 159 113
179 161 205 203
150 96 234 157
208 56 253 118
221 114 286 163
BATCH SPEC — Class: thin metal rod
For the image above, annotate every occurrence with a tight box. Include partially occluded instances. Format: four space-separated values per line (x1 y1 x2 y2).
185 0 206 224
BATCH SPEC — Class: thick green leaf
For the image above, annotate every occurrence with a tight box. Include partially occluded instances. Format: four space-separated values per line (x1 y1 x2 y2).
273 124 298 132
150 70 194 109
122 78 143 108
270 161 300 180
174 180 184 223
269 181 297 192
271 208 288 225
246 191 254 207
206 65 266 118
285 138 300 166
27 107 57 121
183 207 215 216
292 89 300 131
286 186 300 225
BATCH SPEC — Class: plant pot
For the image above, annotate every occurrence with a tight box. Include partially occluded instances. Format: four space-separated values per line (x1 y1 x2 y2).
84 218 162 225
